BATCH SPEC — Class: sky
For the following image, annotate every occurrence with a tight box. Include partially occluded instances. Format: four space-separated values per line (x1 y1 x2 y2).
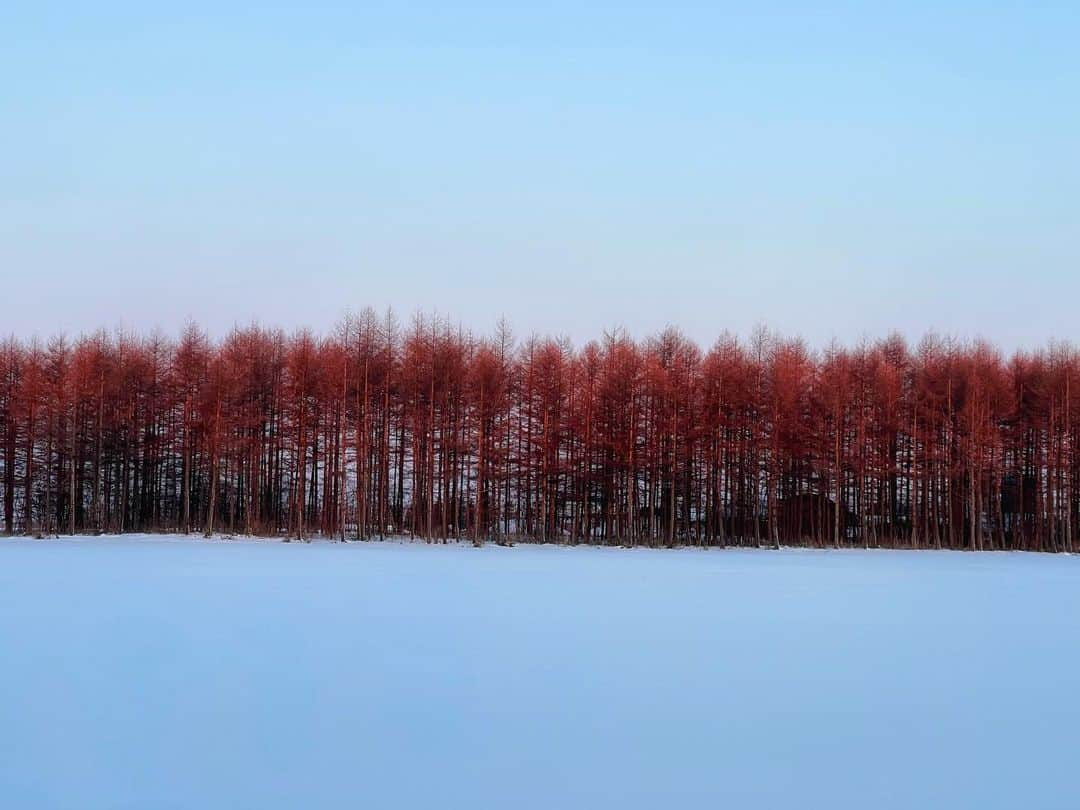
3 2 1078 351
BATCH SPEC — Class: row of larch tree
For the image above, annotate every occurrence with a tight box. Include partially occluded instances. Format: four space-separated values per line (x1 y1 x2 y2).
2 310 1079 550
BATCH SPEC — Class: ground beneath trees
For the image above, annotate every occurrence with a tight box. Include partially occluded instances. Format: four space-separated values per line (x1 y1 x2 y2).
1 536 1077 809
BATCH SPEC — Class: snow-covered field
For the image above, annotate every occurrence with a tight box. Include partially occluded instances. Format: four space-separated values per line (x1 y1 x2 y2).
1 536 1078 809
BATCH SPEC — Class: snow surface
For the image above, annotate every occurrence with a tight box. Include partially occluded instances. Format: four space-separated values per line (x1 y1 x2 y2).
1 536 1078 809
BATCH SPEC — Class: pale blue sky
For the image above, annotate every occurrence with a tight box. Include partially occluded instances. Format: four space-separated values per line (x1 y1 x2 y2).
3 2 1078 348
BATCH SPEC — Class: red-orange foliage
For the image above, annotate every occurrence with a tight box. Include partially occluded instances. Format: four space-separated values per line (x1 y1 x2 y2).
1 313 1077 550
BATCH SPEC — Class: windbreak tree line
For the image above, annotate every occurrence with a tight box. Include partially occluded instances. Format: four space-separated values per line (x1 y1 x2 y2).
1 310 1078 551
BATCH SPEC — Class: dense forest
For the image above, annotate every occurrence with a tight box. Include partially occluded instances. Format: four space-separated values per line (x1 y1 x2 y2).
1 310 1078 551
